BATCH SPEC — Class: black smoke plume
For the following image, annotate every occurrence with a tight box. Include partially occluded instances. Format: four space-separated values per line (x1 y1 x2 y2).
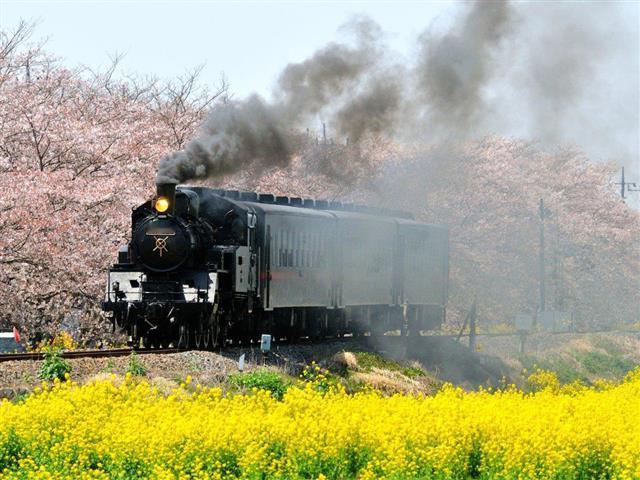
156 1 637 185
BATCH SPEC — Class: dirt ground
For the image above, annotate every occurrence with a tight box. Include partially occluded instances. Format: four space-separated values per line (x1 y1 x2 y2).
1 332 639 398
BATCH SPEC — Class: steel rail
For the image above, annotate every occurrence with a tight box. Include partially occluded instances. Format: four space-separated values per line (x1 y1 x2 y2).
1 329 638 362
0 348 181 363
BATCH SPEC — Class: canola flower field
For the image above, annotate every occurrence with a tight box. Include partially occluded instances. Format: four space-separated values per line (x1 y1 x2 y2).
1 369 639 480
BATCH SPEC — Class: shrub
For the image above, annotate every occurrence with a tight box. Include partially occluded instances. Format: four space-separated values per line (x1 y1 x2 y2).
37 348 71 381
573 350 636 378
228 370 288 400
401 365 427 378
353 352 426 378
126 352 147 376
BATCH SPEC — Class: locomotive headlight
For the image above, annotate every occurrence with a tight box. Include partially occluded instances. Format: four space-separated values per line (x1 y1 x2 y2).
155 196 170 213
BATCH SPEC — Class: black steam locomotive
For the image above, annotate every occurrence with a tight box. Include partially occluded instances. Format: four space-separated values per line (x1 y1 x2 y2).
102 183 449 348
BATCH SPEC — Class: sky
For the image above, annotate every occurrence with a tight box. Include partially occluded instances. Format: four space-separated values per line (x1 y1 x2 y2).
0 0 638 202
0 0 459 98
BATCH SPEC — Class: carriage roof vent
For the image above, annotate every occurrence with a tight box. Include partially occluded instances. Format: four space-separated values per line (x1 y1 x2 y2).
275 196 290 205
223 190 240 199
258 193 275 203
239 191 258 201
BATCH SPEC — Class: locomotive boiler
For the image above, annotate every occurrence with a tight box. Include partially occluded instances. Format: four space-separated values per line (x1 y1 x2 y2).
102 182 449 348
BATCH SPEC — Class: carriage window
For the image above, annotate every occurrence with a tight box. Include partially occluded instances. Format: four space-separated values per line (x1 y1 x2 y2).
307 233 312 268
318 233 324 267
298 231 302 267
286 230 291 268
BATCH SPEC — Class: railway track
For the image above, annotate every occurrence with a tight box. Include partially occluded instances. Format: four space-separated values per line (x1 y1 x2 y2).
0 335 405 362
0 347 181 363
2 329 637 363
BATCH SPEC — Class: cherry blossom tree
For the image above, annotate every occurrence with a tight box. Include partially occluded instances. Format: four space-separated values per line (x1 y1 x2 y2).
0 25 225 342
0 23 637 344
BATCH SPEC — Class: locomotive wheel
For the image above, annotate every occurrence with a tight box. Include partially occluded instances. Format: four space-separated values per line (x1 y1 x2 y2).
190 326 198 349
146 331 163 349
203 328 211 349
177 325 189 349
194 314 209 350
212 321 227 349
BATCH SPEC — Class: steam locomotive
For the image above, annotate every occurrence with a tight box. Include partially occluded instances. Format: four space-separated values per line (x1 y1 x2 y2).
102 183 449 348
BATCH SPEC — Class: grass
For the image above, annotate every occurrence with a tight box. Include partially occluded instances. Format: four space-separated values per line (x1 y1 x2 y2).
228 370 290 400
590 336 626 356
10 393 29 404
571 350 636 378
519 355 588 384
126 352 147 377
352 352 427 378
37 349 71 381
520 342 638 385
101 359 116 374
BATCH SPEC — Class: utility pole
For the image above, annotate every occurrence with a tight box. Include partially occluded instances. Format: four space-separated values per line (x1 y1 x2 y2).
539 198 546 314
616 167 639 199
468 298 477 352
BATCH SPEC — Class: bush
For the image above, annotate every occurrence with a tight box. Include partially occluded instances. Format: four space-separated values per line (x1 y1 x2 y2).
353 352 426 378
401 365 427 378
573 350 636 378
126 352 147 376
37 348 71 381
228 370 288 400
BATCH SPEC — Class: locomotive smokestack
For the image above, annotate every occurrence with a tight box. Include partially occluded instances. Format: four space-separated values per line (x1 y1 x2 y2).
155 181 177 215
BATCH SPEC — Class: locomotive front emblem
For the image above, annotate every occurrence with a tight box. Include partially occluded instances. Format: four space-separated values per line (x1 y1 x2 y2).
146 231 175 257
153 236 169 257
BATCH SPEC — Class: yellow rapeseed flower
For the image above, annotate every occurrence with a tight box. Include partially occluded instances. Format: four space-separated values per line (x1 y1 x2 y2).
0 369 638 478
